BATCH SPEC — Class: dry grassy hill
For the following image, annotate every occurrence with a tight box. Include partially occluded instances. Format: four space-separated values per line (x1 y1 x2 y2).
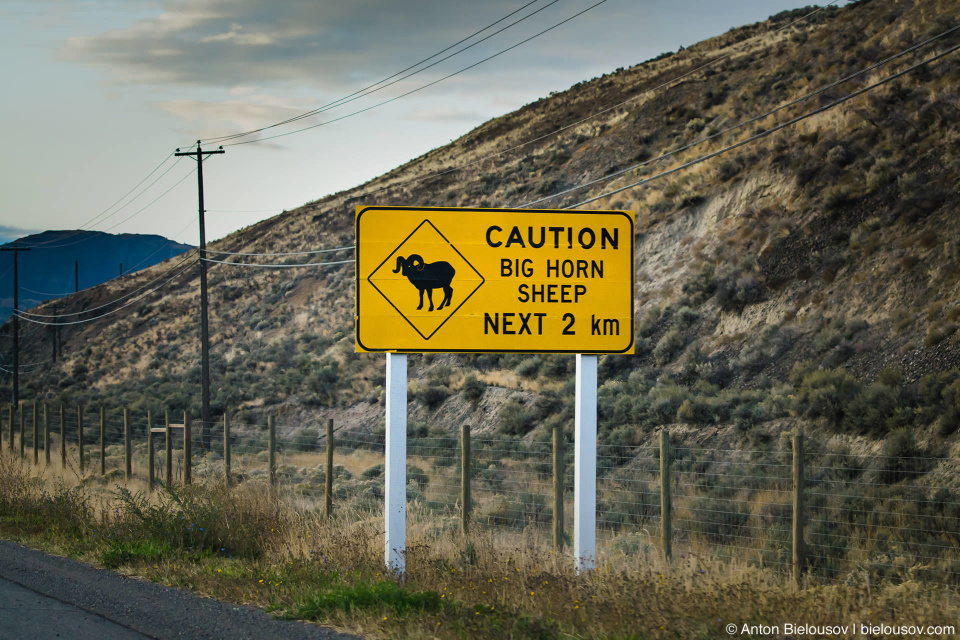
6 0 960 462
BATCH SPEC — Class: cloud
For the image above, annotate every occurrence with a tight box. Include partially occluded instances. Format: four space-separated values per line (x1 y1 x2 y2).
155 95 322 134
59 0 587 90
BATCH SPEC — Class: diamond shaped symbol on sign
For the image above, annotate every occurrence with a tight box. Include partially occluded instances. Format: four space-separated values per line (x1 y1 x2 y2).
367 220 485 341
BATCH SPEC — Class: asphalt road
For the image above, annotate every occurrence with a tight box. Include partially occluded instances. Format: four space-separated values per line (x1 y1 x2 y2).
0 539 360 640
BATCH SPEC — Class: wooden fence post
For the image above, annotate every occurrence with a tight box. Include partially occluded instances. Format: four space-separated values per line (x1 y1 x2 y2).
60 405 65 470
77 406 84 472
148 411 155 492
224 413 231 487
20 406 25 459
99 406 106 476
7 404 12 453
165 411 172 486
553 425 564 552
325 418 333 517
660 430 672 562
793 432 806 585
268 416 276 493
461 423 471 537
184 411 191 485
124 408 131 480
43 404 49 465
32 403 38 465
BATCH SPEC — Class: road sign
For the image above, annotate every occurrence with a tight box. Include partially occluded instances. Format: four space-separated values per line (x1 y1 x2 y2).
355 206 634 353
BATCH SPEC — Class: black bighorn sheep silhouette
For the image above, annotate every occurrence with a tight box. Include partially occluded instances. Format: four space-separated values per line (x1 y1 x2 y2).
393 254 455 311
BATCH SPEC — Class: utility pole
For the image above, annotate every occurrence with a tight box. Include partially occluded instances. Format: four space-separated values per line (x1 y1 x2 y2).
1 241 31 407
175 141 224 452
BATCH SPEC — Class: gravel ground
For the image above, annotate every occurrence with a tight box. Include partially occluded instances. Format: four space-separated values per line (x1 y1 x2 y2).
0 539 360 640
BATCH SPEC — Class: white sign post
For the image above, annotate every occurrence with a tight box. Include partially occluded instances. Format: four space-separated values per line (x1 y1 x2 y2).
384 352 407 575
574 353 598 572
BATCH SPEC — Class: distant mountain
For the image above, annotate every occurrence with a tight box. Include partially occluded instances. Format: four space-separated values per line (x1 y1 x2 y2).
0 231 193 323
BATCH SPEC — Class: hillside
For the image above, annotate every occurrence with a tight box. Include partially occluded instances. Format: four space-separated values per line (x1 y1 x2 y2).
6 0 960 462
0 231 192 323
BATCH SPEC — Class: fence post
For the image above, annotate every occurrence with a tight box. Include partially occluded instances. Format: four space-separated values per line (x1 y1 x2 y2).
165 411 172 486
461 423 471 537
148 411 155 492
325 418 333 517
60 405 65 470
20 406 25 459
43 404 49 465
7 404 12 453
184 411 191 485
99 406 106 476
553 425 564 551
224 413 231 487
268 416 276 493
660 430 672 562
32 403 38 465
77 406 84 472
124 408 131 480
792 432 806 585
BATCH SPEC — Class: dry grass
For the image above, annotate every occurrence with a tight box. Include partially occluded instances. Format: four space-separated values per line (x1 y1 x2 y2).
3 450 960 639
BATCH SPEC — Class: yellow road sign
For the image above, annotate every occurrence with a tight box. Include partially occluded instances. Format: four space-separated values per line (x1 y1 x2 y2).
355 206 634 354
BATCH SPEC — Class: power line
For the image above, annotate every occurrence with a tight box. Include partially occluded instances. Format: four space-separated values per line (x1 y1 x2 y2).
21 155 183 249
15 257 199 326
200 0 550 144
122 218 198 274
201 257 355 268
210 245 353 257
561 42 960 210
19 286 72 297
18 250 198 319
519 22 960 208
224 0 610 147
344 1 842 203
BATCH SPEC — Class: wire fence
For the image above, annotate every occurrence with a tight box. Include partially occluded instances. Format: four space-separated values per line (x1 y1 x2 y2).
3 402 960 584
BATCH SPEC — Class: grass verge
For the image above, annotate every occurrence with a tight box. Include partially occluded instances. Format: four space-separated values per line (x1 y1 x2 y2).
1 454 958 639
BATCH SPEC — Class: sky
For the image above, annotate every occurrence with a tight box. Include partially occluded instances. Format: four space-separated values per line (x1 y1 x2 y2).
0 0 825 249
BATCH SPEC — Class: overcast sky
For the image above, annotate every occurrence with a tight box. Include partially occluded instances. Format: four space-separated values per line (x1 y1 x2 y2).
1 0 823 248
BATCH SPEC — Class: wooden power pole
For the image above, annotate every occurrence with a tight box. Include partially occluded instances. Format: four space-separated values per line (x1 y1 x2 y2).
1 241 31 406
175 142 224 452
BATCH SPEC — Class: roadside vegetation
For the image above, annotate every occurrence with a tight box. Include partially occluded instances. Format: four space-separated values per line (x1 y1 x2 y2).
1 454 958 640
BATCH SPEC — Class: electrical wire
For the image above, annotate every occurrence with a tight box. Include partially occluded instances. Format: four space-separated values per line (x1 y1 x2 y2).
208 0 560 144
19 286 73 297
15 258 198 326
517 22 960 208
210 245 353 257
22 155 185 250
560 41 960 210
122 218 198 275
201 0 550 144
224 0 610 147
201 257 355 268
18 250 198 319
341 1 843 202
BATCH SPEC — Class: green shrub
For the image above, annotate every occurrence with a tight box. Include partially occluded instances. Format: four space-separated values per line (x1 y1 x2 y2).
877 428 929 484
408 466 430 490
461 375 486 403
515 356 542 379
845 383 902 435
499 400 536 435
291 428 320 452
682 265 717 306
416 384 451 410
654 328 684 366
796 369 863 428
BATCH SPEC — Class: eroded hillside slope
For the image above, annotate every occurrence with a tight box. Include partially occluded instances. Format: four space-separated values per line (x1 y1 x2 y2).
7 0 960 460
